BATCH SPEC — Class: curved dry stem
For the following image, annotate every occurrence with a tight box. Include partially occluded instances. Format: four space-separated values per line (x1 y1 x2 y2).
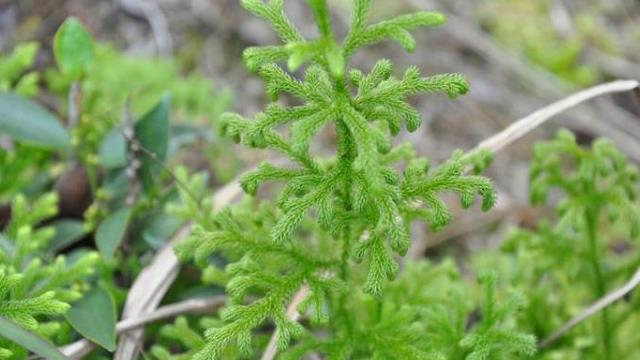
472 80 639 155
540 266 640 348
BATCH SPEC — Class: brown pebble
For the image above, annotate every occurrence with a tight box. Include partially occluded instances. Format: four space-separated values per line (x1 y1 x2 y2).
54 165 93 218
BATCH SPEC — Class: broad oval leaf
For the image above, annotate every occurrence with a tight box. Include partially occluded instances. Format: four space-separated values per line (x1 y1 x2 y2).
99 126 127 169
0 316 68 360
136 94 171 192
140 213 184 249
65 287 116 352
54 17 95 79
0 91 70 151
47 219 87 254
95 208 132 260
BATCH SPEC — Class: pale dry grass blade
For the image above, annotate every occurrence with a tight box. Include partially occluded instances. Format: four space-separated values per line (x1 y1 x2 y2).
540 266 640 348
473 80 640 154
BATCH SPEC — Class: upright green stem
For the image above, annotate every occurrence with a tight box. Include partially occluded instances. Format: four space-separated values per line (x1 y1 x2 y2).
335 117 355 274
585 208 612 359
334 110 357 341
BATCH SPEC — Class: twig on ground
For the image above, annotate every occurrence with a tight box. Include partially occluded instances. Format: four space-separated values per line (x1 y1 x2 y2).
123 99 141 207
116 295 227 332
471 80 640 155
589 49 640 80
113 226 190 360
260 285 311 360
118 0 173 56
540 266 640 348
406 0 640 158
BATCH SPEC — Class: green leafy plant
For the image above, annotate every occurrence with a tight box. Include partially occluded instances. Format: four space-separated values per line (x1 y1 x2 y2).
492 129 640 359
0 193 99 358
174 1 525 358
0 16 233 358
0 42 40 97
280 262 535 360
149 316 219 360
0 43 60 199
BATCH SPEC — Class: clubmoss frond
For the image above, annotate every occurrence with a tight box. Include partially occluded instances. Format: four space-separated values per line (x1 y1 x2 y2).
460 272 537 360
343 2 446 56
529 129 640 238
500 129 640 357
176 204 341 358
150 317 207 360
182 0 497 357
0 193 98 354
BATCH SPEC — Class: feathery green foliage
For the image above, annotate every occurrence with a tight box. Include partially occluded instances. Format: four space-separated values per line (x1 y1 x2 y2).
496 129 640 358
0 193 98 358
277 261 535 360
177 0 501 358
0 145 50 199
460 272 536 360
150 316 210 360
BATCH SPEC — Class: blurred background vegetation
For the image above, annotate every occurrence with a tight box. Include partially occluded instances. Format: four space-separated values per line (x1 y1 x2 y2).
2 0 640 358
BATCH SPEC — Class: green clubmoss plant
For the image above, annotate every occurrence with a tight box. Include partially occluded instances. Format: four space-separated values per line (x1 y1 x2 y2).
0 193 99 358
501 129 640 359
177 0 503 358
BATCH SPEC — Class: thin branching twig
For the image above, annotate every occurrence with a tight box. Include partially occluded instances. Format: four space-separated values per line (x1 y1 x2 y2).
115 121 202 211
66 81 81 165
123 98 141 207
